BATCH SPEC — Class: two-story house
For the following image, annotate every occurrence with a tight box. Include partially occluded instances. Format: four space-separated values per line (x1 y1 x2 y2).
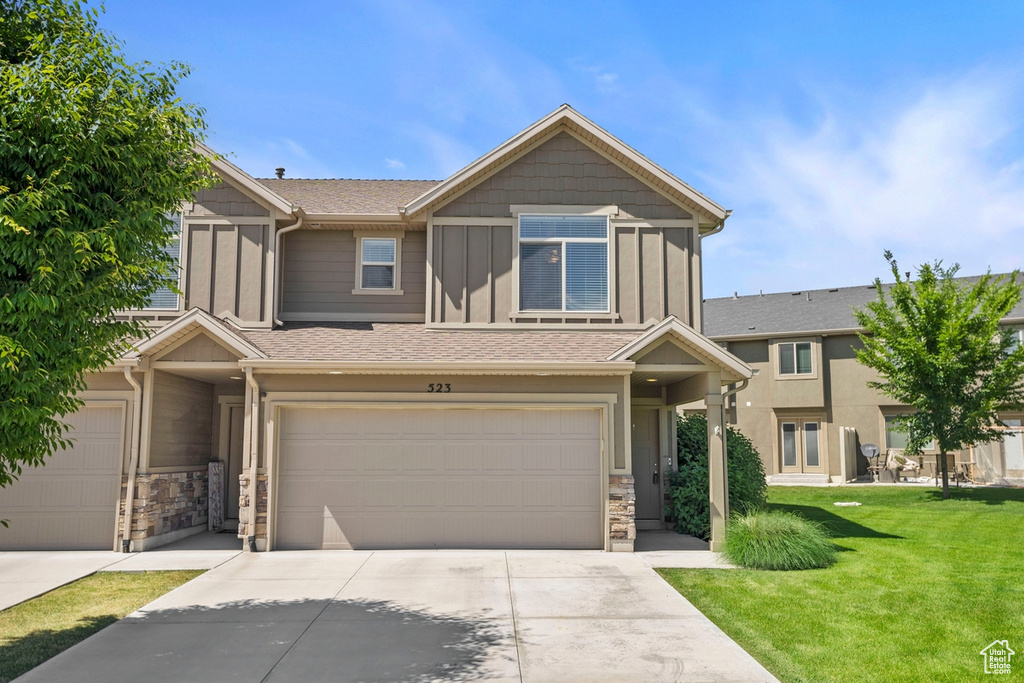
704 280 1024 486
0 106 751 553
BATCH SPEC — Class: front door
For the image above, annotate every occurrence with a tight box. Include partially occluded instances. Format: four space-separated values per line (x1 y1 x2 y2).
632 408 661 521
779 418 825 474
226 405 244 521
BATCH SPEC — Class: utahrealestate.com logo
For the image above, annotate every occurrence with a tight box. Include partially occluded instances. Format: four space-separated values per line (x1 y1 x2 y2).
980 640 1015 675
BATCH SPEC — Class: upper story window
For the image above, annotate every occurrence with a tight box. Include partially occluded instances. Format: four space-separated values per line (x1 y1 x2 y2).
778 341 812 375
519 214 609 312
145 213 181 310
353 231 404 295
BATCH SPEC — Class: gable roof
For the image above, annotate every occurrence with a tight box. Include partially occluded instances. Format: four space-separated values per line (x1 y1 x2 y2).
126 308 267 360
608 316 752 382
197 143 298 217
704 274 1024 339
400 105 727 225
257 178 440 217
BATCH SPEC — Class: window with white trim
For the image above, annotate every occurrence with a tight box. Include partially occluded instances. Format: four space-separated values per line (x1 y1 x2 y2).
884 414 936 451
518 214 609 312
360 237 397 290
145 212 181 310
778 341 812 375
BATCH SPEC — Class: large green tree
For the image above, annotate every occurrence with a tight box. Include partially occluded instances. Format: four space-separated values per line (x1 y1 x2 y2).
0 1 211 487
855 252 1024 498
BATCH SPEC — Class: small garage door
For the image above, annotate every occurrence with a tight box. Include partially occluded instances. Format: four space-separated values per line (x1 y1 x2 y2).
275 406 603 550
0 406 124 550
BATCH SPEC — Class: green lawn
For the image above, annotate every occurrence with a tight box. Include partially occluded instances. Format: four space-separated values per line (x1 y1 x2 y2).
658 486 1024 683
0 570 202 682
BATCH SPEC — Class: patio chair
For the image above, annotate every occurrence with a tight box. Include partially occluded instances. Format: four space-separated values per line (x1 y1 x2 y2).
885 449 920 482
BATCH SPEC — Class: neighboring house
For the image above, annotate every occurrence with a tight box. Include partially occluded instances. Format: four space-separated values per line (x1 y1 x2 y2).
703 279 1024 486
0 105 751 553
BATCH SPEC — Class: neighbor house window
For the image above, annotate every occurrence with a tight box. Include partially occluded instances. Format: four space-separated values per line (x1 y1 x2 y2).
519 214 609 312
884 415 936 451
146 213 181 310
360 237 397 289
778 341 812 375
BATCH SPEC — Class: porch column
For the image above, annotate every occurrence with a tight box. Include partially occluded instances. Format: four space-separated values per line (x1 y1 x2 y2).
706 371 729 552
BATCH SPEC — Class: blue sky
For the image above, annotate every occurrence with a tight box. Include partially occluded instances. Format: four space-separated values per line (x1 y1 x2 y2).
100 1 1024 298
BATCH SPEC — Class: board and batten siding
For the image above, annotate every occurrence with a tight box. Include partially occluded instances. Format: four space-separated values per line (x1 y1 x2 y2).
280 229 426 318
429 130 698 326
184 223 271 324
429 223 695 326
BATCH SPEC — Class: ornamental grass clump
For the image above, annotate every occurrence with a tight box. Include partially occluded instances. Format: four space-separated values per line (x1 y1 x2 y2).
723 511 837 570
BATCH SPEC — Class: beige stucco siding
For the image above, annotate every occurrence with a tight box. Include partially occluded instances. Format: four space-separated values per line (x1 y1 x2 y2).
430 223 693 326
256 373 629 472
148 370 215 469
189 181 271 217
281 229 426 319
434 132 692 220
185 223 270 324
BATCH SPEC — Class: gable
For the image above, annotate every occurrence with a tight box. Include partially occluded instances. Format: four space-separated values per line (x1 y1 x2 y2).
155 331 243 362
434 131 693 220
634 339 702 365
188 180 272 218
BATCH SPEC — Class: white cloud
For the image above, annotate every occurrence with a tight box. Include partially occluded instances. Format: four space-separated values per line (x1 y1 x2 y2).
384 158 406 170
702 69 1024 296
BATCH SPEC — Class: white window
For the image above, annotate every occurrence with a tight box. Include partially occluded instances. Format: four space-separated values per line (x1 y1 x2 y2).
518 214 609 312
353 233 403 295
145 213 181 310
779 341 813 375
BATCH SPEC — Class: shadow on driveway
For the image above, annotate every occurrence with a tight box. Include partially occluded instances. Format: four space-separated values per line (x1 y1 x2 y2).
17 597 514 683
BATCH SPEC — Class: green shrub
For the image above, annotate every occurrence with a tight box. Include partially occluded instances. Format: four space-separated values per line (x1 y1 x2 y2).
665 414 767 540
723 511 837 570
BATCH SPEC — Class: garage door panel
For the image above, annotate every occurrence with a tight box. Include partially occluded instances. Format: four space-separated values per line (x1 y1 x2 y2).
445 444 482 471
0 405 122 550
275 407 603 550
482 443 522 470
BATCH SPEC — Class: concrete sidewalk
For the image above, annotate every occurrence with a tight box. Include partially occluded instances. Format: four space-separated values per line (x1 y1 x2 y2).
0 533 241 612
14 549 777 682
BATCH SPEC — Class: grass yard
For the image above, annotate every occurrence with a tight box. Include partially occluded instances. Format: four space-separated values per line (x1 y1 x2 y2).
658 486 1024 683
0 570 202 682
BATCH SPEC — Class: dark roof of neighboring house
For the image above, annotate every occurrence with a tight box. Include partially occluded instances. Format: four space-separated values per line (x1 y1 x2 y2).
239 323 640 362
704 274 1024 339
256 178 440 215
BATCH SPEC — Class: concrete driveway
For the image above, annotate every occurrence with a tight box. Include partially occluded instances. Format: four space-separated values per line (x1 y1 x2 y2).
16 550 776 682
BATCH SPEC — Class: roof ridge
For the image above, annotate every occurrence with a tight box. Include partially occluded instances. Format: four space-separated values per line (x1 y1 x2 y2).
707 272 1018 302
256 177 441 183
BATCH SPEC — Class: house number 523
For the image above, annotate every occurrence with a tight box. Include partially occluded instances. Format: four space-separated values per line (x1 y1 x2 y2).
428 383 452 393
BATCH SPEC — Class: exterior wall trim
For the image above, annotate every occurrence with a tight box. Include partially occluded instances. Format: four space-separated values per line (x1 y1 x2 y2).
277 312 424 323
240 360 635 375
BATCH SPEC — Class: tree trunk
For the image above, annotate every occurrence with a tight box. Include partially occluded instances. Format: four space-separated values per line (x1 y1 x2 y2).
940 452 950 499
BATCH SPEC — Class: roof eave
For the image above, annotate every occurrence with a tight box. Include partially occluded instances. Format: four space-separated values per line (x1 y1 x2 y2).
195 143 299 217
400 105 726 221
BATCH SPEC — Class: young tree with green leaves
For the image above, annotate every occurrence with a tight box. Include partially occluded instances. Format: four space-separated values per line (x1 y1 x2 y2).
854 252 1024 498
0 0 211 487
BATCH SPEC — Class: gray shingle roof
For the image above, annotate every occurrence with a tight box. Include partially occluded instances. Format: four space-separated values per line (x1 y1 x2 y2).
256 179 440 215
239 323 640 362
704 274 1024 338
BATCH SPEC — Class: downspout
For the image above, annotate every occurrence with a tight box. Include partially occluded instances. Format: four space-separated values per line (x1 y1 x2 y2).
273 213 303 327
121 365 143 552
718 377 750 520
244 367 261 552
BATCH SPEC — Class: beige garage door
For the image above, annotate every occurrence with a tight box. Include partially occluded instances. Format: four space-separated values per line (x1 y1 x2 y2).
0 405 124 550
275 406 604 550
